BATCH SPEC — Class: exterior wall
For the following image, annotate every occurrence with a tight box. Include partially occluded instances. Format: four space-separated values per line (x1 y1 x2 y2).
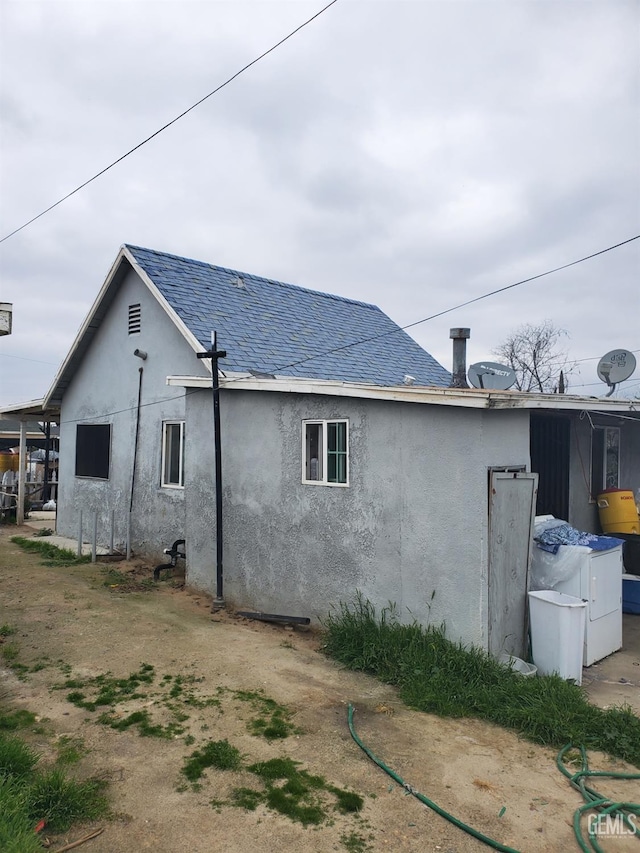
185 389 530 649
570 412 640 533
56 269 208 559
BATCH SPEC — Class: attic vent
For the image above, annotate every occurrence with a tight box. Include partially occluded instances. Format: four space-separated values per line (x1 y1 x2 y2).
128 303 141 335
232 275 245 289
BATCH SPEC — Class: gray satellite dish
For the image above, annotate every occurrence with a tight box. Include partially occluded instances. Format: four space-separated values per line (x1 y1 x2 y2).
468 361 517 390
597 349 636 396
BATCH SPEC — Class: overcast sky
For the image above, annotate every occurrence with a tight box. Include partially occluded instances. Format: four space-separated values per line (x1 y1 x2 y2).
1 0 638 407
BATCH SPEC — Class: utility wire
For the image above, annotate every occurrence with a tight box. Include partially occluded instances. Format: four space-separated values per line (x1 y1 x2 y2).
0 0 338 245
222 235 640 380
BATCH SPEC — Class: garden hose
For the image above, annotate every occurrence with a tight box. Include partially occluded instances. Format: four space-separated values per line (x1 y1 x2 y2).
347 704 522 853
556 743 640 852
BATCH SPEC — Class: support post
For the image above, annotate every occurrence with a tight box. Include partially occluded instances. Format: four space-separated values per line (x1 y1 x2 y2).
17 420 27 525
197 331 227 612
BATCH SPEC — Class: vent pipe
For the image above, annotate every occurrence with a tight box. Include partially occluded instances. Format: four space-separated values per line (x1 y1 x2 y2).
449 328 470 388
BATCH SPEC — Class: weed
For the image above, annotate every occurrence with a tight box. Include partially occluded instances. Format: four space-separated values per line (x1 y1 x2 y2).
55 736 86 766
323 596 640 767
0 734 39 778
10 537 90 567
28 768 108 832
182 739 243 782
234 689 297 740
341 830 373 853
0 625 15 638
0 709 37 732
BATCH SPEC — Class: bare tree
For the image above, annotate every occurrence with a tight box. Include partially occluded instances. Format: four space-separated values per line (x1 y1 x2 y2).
492 320 575 393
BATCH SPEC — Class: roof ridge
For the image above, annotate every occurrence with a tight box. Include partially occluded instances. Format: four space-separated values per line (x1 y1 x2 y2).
124 244 381 312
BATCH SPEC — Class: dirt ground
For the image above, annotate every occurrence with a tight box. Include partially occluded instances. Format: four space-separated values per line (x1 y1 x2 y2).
1 524 639 853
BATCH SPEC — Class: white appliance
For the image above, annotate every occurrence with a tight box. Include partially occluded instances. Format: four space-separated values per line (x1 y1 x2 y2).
547 546 622 666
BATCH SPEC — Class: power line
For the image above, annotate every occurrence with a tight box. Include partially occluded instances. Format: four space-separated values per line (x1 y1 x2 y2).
223 235 640 380
0 0 339 245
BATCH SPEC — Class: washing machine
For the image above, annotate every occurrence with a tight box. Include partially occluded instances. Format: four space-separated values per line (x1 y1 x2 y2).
551 546 623 666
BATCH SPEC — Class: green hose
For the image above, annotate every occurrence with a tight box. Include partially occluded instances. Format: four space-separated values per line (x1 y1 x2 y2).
347 704 522 853
556 743 640 852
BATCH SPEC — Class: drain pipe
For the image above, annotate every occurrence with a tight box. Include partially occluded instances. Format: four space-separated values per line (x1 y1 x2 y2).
449 327 470 388
128 360 145 559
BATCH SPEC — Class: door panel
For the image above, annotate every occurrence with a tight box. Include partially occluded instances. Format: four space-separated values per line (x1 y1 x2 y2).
488 471 538 658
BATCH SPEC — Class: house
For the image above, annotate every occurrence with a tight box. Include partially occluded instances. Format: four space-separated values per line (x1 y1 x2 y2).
4 245 639 660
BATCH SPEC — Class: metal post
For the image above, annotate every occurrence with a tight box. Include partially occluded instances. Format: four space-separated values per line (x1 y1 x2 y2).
126 514 131 561
77 510 83 557
110 510 115 554
42 421 51 503
92 511 97 563
17 420 26 525
197 331 227 611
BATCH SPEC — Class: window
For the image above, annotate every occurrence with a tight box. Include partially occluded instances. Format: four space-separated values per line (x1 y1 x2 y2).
162 421 185 487
75 424 111 479
591 426 620 497
302 419 348 485
128 303 141 335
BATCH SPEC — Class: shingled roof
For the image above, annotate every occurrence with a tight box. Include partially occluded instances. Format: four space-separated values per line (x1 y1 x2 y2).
127 245 450 387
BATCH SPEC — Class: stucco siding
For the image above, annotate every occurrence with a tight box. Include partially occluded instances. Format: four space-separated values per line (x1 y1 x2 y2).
56 269 208 558
185 389 530 649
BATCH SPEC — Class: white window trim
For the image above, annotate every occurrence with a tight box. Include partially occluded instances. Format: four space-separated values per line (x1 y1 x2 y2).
161 420 185 489
302 419 349 487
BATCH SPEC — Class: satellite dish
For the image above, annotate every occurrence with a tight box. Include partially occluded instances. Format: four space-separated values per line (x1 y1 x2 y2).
597 349 636 385
468 361 517 390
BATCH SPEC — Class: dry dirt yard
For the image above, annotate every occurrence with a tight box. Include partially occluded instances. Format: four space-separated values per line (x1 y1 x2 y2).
1 525 638 853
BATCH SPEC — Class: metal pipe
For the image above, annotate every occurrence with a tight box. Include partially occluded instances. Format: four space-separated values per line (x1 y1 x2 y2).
92 511 97 563
449 327 471 388
109 509 115 554
77 510 83 558
17 420 26 525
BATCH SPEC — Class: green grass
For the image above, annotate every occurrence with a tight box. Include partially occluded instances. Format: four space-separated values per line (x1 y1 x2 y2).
234 689 297 740
10 537 90 567
0 728 108 847
182 739 243 782
323 597 640 767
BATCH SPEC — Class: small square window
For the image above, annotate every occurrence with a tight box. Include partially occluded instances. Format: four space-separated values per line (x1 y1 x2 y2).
302 419 348 486
162 421 185 488
75 424 111 479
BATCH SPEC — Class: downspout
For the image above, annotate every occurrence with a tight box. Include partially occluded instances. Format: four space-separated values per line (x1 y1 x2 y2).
128 364 144 558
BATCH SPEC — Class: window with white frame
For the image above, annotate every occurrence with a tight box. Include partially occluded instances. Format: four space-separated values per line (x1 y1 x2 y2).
590 426 620 497
302 419 348 485
162 421 185 488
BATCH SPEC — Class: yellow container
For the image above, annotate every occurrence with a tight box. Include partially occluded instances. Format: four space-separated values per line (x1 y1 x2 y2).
0 453 19 473
597 489 640 535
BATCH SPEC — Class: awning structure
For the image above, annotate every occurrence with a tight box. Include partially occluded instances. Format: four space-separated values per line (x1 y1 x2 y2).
0 400 60 524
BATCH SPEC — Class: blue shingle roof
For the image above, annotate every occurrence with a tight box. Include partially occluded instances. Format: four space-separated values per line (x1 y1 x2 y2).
126 245 451 387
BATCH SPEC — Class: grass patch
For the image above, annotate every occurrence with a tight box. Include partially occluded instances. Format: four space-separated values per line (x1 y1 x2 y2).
182 739 243 782
10 536 90 567
0 728 108 847
101 568 156 592
234 689 297 740
323 597 640 767
0 709 37 732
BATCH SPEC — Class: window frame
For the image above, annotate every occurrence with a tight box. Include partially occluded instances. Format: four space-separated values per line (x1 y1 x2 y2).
75 423 111 480
161 420 185 489
590 425 621 498
302 419 349 487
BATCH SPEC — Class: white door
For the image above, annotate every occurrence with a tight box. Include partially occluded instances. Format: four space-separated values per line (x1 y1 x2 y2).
488 471 538 659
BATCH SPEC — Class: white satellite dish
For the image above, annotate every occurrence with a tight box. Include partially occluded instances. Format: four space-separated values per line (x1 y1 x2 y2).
597 349 636 396
468 361 517 390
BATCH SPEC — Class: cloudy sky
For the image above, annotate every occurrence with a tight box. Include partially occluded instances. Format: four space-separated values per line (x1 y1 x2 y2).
1 0 638 407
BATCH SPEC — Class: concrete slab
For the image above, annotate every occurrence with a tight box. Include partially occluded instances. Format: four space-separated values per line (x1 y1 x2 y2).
583 614 640 713
23 513 111 556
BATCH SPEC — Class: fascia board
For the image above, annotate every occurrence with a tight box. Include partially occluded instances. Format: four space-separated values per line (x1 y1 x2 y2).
166 374 640 415
43 249 131 408
123 247 212 374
